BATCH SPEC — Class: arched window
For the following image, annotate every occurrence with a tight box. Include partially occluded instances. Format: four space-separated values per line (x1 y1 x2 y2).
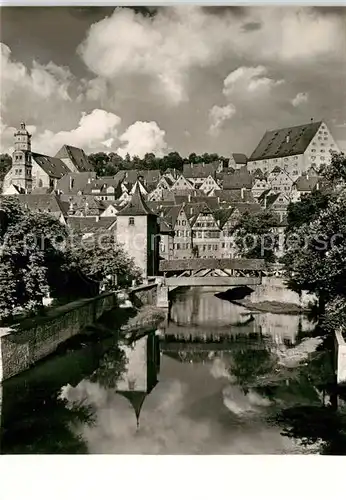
129 217 135 226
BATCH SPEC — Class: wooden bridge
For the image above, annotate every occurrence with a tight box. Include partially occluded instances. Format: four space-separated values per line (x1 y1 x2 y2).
156 259 265 306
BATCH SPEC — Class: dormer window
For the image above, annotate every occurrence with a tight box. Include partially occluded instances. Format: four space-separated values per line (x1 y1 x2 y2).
129 217 135 226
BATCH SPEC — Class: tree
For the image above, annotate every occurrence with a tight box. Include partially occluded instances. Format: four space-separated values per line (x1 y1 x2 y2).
233 209 279 263
283 152 346 329
63 230 142 290
286 190 331 231
0 197 69 321
0 198 142 323
88 152 109 176
0 153 12 183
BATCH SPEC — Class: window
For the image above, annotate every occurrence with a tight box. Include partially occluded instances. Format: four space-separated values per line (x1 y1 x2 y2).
129 217 135 226
182 220 186 226
176 243 181 250
311 149 316 153
321 156 325 160
311 156 316 160
320 149 325 153
294 156 298 160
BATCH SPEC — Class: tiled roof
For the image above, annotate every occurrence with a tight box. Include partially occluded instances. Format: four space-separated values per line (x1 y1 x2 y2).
56 172 96 194
67 216 116 233
183 161 219 179
293 175 320 192
231 153 248 164
13 193 69 217
214 189 255 204
233 202 262 214
117 183 156 216
32 152 71 179
55 145 93 172
249 121 323 161
220 168 253 189
164 204 183 227
83 172 125 194
213 208 234 228
123 169 161 185
252 168 266 180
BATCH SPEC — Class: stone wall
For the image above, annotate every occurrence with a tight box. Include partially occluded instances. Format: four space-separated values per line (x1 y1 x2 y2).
0 292 116 382
129 283 158 307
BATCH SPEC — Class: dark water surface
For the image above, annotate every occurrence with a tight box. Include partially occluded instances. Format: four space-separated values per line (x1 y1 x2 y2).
1 288 343 454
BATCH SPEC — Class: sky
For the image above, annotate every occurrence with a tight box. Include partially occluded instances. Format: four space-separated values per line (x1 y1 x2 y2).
0 5 345 158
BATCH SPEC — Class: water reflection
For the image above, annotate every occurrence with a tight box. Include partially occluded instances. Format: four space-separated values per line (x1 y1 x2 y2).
0 288 343 454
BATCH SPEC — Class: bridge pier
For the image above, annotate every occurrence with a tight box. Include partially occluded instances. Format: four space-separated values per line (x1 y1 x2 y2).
155 277 169 308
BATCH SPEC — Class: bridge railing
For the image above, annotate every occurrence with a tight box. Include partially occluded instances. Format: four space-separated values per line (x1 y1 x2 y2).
159 258 266 273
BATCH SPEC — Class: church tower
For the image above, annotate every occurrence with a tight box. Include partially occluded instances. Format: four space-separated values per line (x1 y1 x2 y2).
11 122 33 192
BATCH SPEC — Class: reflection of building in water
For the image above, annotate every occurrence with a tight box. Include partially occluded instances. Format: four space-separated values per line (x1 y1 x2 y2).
116 333 160 428
170 289 251 326
170 290 315 346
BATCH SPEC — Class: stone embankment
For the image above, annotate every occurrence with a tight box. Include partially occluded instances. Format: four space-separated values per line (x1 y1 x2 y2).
0 281 164 383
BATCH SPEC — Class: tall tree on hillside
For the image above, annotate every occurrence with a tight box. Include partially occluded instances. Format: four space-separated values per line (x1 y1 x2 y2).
283 152 346 328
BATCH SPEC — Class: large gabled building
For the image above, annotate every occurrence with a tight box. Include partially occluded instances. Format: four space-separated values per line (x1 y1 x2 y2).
247 120 339 177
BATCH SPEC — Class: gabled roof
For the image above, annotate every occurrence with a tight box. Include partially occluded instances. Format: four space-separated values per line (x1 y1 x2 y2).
67 216 116 232
293 175 320 192
252 168 266 180
122 169 161 185
232 202 262 214
183 161 219 179
32 152 71 179
220 167 253 189
55 144 93 172
164 204 184 227
83 172 125 194
213 208 234 228
117 183 156 217
268 166 282 176
258 189 273 204
214 189 255 204
13 193 69 217
249 121 323 161
56 171 96 194
231 153 248 164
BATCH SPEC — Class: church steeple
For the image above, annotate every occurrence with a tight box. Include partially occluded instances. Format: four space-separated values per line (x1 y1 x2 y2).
11 121 33 193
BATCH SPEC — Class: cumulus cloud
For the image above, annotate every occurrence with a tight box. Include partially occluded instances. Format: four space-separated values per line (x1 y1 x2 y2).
208 104 236 136
223 66 284 98
117 121 167 158
31 109 121 155
77 6 344 105
291 91 309 107
0 43 73 109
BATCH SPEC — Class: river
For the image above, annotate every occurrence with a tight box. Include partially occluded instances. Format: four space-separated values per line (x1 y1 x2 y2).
0 287 343 454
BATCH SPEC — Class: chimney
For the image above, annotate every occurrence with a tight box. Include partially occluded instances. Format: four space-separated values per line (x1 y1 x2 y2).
316 182 320 191
217 196 220 204
87 177 91 184
241 187 246 200
263 195 267 209
188 194 191 202
306 173 309 180
286 134 290 143
95 215 99 222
